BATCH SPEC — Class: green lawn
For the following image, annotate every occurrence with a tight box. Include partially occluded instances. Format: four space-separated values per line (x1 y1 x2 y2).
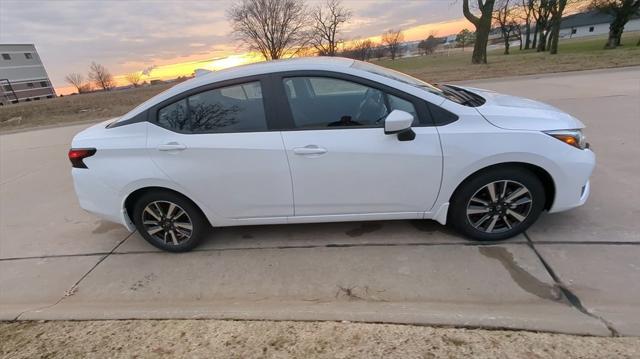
376 32 640 84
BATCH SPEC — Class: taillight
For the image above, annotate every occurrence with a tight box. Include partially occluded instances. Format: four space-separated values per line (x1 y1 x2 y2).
68 148 96 168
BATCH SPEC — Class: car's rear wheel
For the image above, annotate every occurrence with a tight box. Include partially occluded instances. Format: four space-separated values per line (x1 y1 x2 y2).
132 191 208 252
448 167 545 241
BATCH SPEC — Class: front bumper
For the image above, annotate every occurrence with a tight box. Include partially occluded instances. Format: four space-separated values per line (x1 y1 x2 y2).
548 149 595 213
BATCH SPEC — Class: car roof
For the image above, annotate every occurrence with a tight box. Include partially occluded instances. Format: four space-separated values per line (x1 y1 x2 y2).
117 57 356 122
174 56 355 92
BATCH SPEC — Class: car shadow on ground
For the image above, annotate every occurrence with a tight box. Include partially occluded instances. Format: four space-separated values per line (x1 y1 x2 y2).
116 219 497 253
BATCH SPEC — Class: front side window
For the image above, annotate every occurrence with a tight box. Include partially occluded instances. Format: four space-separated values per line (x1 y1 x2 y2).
283 77 390 129
283 76 419 129
24 53 33 59
40 81 48 87
157 81 267 134
388 94 418 124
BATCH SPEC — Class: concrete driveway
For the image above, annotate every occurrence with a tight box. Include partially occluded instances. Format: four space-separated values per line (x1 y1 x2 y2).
1 67 638 336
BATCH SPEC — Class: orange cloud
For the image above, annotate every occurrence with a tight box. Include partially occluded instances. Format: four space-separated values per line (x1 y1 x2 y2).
56 17 473 95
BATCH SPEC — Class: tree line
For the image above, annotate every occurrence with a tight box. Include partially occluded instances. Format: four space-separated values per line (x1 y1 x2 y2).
464 0 639 63
66 0 639 94
65 63 144 93
232 0 638 65
228 0 409 61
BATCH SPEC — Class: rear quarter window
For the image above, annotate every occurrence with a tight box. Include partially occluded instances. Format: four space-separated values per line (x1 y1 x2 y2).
156 81 268 134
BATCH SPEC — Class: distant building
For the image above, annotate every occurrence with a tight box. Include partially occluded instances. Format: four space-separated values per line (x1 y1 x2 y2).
560 10 640 39
0 44 56 105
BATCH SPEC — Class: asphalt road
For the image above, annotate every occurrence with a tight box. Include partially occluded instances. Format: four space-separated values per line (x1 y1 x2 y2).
1 67 638 336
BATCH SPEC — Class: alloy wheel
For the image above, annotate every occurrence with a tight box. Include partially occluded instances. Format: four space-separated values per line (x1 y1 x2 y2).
466 180 533 234
141 200 193 245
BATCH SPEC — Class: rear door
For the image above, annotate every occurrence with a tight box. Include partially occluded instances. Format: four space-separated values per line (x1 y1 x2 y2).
146 79 293 221
277 74 443 217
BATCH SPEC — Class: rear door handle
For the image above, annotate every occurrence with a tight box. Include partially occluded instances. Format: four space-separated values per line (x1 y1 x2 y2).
157 142 187 151
293 145 327 155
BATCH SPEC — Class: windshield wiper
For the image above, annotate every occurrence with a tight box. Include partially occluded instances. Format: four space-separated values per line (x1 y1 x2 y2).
437 85 483 107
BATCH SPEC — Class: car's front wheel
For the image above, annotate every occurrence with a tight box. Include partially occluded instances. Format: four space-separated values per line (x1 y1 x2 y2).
133 190 209 252
448 167 545 241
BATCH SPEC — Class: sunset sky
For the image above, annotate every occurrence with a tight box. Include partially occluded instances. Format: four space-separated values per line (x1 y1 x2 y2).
1 0 474 94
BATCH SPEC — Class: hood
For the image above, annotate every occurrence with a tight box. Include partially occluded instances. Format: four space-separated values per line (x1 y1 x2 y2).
458 86 584 131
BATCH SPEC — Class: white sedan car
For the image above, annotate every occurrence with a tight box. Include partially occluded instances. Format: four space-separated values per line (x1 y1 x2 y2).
70 57 595 252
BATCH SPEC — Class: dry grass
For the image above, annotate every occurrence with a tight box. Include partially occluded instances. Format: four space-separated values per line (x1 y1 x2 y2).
2 320 639 358
1 32 639 133
0 83 172 132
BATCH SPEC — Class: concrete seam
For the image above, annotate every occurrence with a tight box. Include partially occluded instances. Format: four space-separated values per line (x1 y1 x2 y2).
524 231 620 337
2 240 638 262
12 231 135 320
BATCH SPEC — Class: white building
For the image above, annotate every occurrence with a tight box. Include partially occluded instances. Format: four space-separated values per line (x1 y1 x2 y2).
0 44 56 105
560 10 640 39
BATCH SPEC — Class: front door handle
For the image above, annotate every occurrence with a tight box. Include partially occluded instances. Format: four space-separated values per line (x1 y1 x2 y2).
157 142 187 151
293 145 328 155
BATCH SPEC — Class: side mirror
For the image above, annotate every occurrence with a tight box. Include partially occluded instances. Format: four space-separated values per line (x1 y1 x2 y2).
384 110 415 141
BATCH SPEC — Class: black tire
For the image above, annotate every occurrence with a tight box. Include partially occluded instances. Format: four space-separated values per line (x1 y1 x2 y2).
133 190 209 252
448 167 545 241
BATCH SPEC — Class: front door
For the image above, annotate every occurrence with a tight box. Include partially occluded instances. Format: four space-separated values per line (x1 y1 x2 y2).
279 76 442 217
147 80 293 220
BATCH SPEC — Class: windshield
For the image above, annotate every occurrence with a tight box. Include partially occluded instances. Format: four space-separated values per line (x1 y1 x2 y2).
350 60 445 97
351 60 485 107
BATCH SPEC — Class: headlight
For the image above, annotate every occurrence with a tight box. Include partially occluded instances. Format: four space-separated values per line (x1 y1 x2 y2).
544 129 588 150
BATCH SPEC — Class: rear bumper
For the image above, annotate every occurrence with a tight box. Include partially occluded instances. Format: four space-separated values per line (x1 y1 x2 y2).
72 169 134 231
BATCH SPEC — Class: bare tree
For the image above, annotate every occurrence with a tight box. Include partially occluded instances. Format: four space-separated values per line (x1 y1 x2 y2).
548 0 570 54
310 0 352 56
125 72 142 87
295 46 318 57
418 35 439 55
493 0 520 54
227 0 310 60
373 46 386 60
382 29 404 60
65 73 87 93
88 62 114 91
342 39 374 60
590 0 640 48
456 28 476 50
532 0 553 52
463 0 496 64
521 0 535 49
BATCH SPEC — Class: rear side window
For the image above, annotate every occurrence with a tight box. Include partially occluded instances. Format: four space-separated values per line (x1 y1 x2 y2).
157 81 267 133
158 99 188 130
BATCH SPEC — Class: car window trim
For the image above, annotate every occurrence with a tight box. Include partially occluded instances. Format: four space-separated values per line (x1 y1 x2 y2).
110 70 457 131
266 70 435 131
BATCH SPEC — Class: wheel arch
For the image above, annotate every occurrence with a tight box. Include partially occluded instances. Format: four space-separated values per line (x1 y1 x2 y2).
123 186 212 227
449 162 556 211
